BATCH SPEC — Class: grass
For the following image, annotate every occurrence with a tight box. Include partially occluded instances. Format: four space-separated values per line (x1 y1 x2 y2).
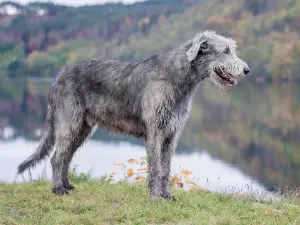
1 180 300 225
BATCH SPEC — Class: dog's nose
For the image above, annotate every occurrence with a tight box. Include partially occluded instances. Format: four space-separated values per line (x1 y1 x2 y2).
243 66 250 75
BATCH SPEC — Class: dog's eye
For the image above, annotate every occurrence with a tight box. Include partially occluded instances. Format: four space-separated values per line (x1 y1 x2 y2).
201 41 209 50
224 45 230 54
198 41 209 55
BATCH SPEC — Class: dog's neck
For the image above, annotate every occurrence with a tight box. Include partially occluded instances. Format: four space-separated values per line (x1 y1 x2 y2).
162 42 207 98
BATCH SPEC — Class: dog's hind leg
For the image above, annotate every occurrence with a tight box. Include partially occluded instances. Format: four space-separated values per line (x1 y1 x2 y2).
51 120 93 195
51 135 72 195
61 122 93 191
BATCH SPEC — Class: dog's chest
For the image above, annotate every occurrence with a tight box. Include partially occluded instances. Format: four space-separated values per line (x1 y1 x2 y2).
165 98 192 133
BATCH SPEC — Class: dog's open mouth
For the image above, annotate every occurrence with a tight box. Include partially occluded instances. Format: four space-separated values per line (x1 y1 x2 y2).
214 67 237 86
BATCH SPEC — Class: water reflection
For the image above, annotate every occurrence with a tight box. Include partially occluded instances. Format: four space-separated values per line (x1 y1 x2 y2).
0 138 268 196
185 81 300 191
1 78 300 192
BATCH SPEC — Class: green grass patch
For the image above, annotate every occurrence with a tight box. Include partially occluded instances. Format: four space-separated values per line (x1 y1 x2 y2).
1 181 300 224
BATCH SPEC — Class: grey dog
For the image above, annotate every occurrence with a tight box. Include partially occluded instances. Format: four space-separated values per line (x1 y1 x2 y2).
18 30 250 200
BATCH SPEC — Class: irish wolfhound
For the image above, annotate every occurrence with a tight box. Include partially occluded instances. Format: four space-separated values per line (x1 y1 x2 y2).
18 30 250 200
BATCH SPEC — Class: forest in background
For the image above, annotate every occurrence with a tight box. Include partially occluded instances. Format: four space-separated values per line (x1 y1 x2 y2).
0 0 300 81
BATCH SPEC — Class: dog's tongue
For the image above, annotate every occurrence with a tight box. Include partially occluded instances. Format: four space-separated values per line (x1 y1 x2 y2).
221 71 237 85
232 78 237 86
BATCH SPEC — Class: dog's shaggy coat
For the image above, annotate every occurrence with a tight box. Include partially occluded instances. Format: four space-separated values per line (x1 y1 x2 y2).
18 31 249 199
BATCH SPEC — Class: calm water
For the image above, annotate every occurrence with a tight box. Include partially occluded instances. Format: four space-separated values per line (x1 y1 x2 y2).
1 78 300 194
0 138 267 195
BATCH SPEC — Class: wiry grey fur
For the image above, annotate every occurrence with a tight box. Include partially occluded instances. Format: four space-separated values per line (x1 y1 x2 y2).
17 31 249 199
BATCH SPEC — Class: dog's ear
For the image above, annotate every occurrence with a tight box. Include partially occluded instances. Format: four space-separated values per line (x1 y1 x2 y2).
187 39 208 62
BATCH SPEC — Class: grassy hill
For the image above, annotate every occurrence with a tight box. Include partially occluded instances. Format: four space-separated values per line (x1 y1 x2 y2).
1 180 300 224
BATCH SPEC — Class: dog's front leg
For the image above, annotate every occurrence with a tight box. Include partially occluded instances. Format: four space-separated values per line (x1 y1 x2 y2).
145 126 164 200
161 131 180 200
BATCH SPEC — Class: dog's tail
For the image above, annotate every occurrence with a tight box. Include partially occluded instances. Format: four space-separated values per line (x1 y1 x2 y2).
17 106 55 174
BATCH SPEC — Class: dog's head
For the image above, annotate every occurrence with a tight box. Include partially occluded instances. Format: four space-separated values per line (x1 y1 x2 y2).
187 31 250 88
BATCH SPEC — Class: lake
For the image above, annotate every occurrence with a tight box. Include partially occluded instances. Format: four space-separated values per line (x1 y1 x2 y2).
1 77 300 195
0 138 268 196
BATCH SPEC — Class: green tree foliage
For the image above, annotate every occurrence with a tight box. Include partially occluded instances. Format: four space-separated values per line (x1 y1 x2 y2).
2 0 299 80
0 0 193 77
7 59 28 78
26 52 58 77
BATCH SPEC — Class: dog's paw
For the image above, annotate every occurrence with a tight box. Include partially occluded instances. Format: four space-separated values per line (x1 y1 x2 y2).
52 186 69 195
163 195 176 201
64 183 75 191
161 194 176 201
